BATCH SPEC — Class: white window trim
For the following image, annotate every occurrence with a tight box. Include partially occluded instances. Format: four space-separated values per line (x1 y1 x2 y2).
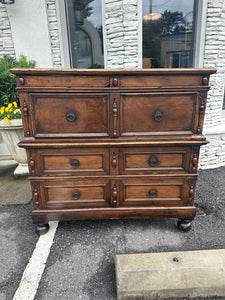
193 0 208 67
102 0 107 68
137 0 143 68
55 0 71 68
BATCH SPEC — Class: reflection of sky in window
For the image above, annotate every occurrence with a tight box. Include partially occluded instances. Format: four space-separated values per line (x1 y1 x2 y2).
142 0 194 22
86 0 102 28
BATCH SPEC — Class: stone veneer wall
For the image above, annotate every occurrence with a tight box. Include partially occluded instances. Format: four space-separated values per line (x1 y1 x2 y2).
0 3 15 58
105 0 139 68
46 0 62 68
198 0 225 169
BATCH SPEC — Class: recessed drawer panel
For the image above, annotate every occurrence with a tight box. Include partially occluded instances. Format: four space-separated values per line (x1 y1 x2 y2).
119 147 190 175
33 148 109 176
40 180 110 209
120 93 198 136
120 178 192 207
30 93 109 137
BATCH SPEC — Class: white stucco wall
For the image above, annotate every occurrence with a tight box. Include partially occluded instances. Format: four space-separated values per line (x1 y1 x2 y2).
6 0 53 67
0 3 15 58
198 0 225 169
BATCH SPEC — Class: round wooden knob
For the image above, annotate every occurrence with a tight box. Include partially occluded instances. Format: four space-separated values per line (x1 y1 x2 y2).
202 77 208 85
19 77 25 85
112 77 118 87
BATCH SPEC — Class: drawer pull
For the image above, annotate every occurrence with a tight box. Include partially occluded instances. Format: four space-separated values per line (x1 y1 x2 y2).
149 189 157 198
153 110 163 122
66 111 77 122
70 159 80 168
148 154 159 167
72 190 80 200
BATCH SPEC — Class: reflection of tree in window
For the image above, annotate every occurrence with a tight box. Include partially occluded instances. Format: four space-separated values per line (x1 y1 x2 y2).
143 1 194 69
66 0 104 68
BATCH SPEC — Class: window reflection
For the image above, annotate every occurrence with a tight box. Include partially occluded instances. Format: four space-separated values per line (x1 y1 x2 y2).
66 0 104 68
143 0 195 68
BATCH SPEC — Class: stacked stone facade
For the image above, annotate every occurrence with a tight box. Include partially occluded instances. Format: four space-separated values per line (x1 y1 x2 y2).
46 0 62 68
0 3 15 58
198 0 225 169
105 0 139 68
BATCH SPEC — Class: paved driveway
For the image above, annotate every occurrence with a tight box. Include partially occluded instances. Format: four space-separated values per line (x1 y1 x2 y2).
1 167 225 300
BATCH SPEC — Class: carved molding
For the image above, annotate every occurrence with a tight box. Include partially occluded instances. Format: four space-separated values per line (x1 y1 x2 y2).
22 100 30 136
32 183 39 206
197 92 207 134
192 147 199 172
112 98 118 137
111 152 117 168
188 180 195 204
112 184 118 207
29 150 35 175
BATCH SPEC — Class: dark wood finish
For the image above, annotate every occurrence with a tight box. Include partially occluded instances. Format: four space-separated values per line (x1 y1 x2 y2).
11 68 216 234
177 218 193 232
35 223 50 235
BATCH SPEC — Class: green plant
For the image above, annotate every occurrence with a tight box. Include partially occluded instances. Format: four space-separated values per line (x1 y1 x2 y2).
0 55 36 108
0 102 21 122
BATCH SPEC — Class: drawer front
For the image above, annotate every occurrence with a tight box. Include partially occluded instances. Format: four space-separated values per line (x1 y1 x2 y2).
39 180 110 209
120 93 198 136
30 93 110 137
120 178 193 207
32 148 109 176
119 147 191 175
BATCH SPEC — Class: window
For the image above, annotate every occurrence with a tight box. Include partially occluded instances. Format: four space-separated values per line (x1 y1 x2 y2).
65 0 104 68
142 0 195 68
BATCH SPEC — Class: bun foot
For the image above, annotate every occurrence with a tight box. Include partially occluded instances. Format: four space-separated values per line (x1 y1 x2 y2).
177 218 192 232
35 223 49 235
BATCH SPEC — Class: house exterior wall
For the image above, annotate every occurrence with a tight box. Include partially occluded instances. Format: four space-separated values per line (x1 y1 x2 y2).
0 0 224 169
0 3 15 58
198 0 225 169
104 0 139 68
46 0 62 68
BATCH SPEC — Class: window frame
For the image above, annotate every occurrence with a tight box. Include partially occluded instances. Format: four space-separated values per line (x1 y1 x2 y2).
138 0 208 68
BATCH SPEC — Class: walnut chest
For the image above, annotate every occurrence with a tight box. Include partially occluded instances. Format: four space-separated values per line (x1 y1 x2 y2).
11 68 216 234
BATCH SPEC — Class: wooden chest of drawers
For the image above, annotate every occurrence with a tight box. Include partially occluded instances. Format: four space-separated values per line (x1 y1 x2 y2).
11 68 216 234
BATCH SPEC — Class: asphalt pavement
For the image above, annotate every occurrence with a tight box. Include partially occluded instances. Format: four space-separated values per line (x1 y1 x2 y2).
0 166 225 300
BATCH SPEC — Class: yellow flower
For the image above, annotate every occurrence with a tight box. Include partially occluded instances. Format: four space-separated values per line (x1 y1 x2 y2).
0 109 4 114
9 109 12 112
3 117 10 122
13 101 17 108
5 107 9 112
0 106 5 112
8 103 12 108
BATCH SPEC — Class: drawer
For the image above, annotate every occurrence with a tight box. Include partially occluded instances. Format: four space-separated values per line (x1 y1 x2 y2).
31 148 109 176
39 180 110 209
30 93 110 137
120 178 194 207
119 147 191 175
120 92 198 136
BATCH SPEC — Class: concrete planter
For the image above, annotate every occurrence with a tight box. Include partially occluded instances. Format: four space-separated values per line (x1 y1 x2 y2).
0 119 28 175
